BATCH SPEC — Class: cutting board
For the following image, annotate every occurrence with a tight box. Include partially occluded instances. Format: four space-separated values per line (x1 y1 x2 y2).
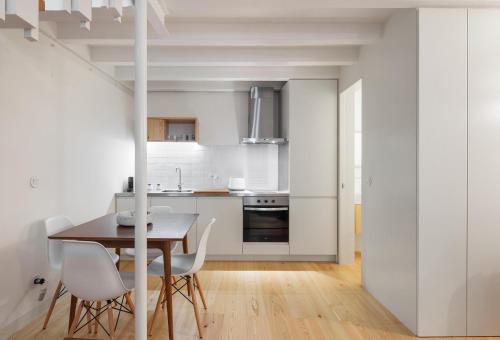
193 189 230 196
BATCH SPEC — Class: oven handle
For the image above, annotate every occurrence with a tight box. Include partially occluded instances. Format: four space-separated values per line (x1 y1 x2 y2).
244 207 289 212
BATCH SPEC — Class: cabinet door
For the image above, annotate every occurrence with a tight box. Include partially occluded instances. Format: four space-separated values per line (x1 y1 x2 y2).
289 197 337 255
147 118 166 141
150 197 197 252
286 80 338 196
196 197 243 255
116 197 151 212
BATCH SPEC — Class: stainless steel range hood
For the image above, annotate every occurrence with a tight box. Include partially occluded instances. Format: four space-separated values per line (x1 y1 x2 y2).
241 86 288 144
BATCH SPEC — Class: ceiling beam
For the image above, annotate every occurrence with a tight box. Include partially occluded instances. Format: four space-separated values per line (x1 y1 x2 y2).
57 21 382 46
114 65 340 81
90 45 359 66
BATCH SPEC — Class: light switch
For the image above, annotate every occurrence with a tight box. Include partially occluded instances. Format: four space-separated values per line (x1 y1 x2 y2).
30 176 39 189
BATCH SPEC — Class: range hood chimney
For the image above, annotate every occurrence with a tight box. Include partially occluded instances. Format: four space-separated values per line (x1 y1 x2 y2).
241 86 288 144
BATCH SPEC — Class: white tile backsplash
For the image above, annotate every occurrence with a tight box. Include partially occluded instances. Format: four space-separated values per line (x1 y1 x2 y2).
147 142 279 191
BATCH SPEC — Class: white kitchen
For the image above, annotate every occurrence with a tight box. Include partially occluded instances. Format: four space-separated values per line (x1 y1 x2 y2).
2 1 500 340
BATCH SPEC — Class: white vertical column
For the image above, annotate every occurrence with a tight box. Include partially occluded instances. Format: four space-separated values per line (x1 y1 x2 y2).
134 0 147 339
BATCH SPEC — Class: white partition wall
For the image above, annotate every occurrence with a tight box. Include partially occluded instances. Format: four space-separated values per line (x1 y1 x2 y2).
467 8 500 336
358 10 418 333
417 8 468 336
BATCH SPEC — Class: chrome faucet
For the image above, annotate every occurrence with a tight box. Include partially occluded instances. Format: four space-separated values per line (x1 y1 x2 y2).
176 167 183 191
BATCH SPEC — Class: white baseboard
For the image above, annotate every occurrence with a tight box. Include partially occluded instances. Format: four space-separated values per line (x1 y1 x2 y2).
0 299 51 340
206 255 337 262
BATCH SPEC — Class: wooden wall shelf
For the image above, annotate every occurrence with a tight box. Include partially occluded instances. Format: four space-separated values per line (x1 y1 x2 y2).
147 117 199 142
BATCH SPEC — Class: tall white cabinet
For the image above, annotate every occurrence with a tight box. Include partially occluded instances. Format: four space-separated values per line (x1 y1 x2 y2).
282 80 338 256
417 8 500 336
467 9 500 336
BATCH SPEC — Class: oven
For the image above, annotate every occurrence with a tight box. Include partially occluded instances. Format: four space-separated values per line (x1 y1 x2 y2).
243 196 289 242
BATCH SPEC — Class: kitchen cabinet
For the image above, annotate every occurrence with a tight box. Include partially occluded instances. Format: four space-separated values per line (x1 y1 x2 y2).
148 92 247 145
282 79 338 257
196 197 243 255
116 197 151 212
147 118 166 141
150 197 198 252
289 197 337 255
284 79 338 197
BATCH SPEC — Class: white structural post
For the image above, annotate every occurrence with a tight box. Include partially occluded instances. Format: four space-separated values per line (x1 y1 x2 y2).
134 0 148 339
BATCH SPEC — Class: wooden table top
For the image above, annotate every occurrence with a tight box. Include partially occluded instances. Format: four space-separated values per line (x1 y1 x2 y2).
48 213 199 242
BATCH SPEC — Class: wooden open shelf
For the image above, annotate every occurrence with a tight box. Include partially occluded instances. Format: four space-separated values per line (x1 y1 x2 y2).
147 117 199 142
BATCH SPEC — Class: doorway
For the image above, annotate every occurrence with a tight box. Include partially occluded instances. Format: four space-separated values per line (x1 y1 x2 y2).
338 80 362 265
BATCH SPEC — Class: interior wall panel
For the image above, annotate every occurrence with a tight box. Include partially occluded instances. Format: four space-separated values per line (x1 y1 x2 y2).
467 8 500 336
417 8 468 336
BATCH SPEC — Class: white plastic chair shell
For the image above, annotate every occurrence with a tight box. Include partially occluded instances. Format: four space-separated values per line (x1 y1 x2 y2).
44 216 74 271
61 240 132 301
45 215 119 269
124 206 178 257
148 218 216 277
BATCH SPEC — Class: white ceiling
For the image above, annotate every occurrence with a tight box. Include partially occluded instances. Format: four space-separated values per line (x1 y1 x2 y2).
53 0 500 90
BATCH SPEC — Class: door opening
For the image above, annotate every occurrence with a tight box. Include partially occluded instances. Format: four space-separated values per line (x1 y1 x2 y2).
338 80 362 265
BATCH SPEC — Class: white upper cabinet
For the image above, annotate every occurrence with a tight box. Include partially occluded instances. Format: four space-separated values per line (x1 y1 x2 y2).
284 79 338 197
196 197 243 255
148 92 248 145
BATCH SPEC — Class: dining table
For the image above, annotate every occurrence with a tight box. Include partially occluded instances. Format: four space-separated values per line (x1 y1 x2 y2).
48 212 199 340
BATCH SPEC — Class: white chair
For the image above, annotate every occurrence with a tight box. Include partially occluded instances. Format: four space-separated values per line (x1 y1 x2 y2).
42 216 119 330
62 240 135 339
123 206 179 259
147 218 216 338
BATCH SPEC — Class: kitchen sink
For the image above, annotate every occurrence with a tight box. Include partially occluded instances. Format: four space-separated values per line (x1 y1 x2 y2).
161 189 194 194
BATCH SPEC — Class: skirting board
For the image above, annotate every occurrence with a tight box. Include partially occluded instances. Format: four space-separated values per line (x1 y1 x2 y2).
0 298 52 340
206 255 337 262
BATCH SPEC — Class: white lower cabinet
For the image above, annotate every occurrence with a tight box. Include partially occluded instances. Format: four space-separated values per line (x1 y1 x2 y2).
197 197 243 255
289 197 337 255
116 197 151 212
150 197 198 252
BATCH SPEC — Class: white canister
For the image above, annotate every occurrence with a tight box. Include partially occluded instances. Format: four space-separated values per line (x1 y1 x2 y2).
228 177 246 191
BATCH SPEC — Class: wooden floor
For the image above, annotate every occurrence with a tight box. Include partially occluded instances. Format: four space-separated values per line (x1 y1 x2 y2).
11 256 499 340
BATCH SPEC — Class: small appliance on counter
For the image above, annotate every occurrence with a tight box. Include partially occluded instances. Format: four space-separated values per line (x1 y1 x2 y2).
228 177 246 191
127 176 134 192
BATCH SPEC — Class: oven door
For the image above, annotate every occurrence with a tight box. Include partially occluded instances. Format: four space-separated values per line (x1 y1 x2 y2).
243 206 289 242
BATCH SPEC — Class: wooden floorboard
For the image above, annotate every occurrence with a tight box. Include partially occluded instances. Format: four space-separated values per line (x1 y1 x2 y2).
10 257 499 339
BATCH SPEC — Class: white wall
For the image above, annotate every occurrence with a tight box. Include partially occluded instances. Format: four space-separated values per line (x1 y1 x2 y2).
147 142 279 191
147 91 282 191
467 8 500 336
340 9 418 333
0 30 134 337
417 8 468 336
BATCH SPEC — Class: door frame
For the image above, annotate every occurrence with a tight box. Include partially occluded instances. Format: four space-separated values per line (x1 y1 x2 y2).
338 80 361 264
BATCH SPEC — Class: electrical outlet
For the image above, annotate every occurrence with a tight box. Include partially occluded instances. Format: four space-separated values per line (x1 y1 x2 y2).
38 288 47 302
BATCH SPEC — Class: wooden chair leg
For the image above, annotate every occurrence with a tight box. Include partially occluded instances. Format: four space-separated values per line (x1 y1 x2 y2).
187 276 203 338
94 301 101 334
148 282 165 336
193 273 208 310
42 280 63 330
125 292 135 315
107 301 115 339
85 302 92 333
68 300 84 336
